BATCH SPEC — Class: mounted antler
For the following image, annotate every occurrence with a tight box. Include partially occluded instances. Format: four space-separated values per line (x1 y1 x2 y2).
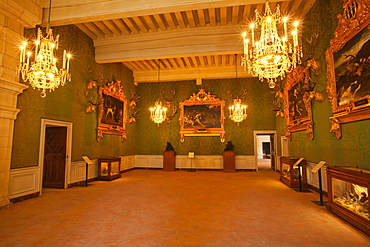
160 90 176 108
166 106 177 124
306 32 322 60
129 92 141 108
159 90 177 123
83 68 104 114
228 89 248 99
83 89 102 113
128 92 141 123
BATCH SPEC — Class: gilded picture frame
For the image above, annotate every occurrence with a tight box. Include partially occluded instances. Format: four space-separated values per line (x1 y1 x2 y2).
326 0 370 139
97 80 127 142
284 65 315 140
179 89 225 142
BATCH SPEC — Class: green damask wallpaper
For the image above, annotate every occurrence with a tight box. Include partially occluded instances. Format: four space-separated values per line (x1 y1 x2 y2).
285 0 370 169
11 25 136 168
135 78 276 155
11 0 370 169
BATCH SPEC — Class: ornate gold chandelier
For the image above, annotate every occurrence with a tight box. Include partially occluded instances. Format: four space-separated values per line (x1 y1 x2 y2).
149 60 167 125
241 0 302 88
18 0 72 97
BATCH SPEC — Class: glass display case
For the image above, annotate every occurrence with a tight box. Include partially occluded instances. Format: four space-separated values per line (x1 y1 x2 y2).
97 158 121 181
326 166 370 235
280 156 307 188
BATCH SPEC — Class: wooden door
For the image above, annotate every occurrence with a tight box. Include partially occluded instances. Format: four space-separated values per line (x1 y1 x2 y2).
43 127 67 188
270 134 276 170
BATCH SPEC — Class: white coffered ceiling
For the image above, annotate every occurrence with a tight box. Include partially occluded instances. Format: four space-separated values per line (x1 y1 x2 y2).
44 0 316 83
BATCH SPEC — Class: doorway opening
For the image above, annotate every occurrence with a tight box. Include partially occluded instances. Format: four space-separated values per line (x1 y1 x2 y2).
253 131 277 171
39 119 72 194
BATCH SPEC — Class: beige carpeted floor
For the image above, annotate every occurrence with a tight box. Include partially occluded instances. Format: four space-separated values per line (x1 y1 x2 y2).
0 169 369 246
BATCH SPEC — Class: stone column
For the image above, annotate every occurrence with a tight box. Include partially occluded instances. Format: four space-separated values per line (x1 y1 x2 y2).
0 0 42 208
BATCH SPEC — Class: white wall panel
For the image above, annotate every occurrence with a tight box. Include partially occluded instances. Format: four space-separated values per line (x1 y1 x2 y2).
9 167 40 199
69 160 98 184
236 156 256 170
120 155 135 171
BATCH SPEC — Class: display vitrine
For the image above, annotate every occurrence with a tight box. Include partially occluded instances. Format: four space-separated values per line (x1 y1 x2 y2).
280 156 307 188
97 158 121 181
326 166 370 235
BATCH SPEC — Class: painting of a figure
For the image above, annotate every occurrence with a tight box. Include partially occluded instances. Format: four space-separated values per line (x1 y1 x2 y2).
288 81 308 120
101 93 124 127
335 25 370 106
183 104 221 129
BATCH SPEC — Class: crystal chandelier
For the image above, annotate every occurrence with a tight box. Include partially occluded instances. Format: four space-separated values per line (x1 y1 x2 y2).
18 0 72 97
150 100 167 125
241 0 302 88
229 98 248 124
149 60 167 125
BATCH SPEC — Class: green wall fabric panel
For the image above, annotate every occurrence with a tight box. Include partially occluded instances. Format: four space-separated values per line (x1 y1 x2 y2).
135 78 276 155
281 0 370 169
11 25 136 168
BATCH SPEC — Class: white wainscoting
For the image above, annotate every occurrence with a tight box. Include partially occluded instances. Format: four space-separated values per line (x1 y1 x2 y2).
306 162 328 192
133 155 256 170
236 156 256 170
120 155 135 171
9 166 40 199
69 159 98 184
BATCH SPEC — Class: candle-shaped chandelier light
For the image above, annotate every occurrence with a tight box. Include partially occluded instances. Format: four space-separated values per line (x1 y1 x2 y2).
18 0 72 97
241 0 302 88
149 60 167 125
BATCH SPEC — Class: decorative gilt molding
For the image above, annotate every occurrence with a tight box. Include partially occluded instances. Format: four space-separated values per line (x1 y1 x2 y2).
179 89 225 143
97 80 127 142
326 0 370 139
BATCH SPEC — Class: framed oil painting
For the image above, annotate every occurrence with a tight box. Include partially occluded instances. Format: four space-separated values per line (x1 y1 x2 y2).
179 89 225 142
326 0 370 139
97 80 127 142
284 65 315 140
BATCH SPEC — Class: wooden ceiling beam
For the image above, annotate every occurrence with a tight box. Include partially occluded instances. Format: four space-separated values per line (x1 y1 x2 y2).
131 64 251 83
164 13 177 30
101 20 122 37
75 23 98 40
83 22 105 39
111 19 131 35
131 16 149 34
142 15 158 32
46 0 276 26
197 9 206 27
122 18 140 34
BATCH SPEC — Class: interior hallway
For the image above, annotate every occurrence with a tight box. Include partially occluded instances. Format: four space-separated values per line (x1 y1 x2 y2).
0 169 369 247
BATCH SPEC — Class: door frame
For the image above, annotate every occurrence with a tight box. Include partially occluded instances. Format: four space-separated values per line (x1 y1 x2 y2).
38 119 73 193
253 130 277 171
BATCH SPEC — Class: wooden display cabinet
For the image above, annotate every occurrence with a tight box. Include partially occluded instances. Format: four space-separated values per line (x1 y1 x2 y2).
326 166 370 235
97 158 121 181
163 151 176 171
223 151 236 172
280 156 307 188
